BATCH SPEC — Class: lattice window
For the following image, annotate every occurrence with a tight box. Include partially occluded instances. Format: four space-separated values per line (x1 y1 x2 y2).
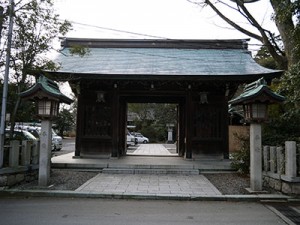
83 105 112 137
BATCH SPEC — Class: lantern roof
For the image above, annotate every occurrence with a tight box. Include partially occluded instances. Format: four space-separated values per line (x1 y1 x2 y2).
19 75 73 104
229 78 285 106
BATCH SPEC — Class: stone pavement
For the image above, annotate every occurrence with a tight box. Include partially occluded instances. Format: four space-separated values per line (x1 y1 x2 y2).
72 144 221 196
127 143 176 155
49 144 290 200
75 173 221 197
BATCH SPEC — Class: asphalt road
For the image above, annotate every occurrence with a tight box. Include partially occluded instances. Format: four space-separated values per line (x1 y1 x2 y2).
52 137 75 157
0 198 288 225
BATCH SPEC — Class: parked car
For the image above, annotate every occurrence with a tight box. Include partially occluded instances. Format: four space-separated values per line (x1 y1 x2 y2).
127 131 135 147
132 132 149 144
5 129 37 142
25 126 63 151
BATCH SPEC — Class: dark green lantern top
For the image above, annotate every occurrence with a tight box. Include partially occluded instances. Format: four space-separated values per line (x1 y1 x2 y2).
19 75 73 104
229 78 285 106
229 78 285 123
20 75 73 119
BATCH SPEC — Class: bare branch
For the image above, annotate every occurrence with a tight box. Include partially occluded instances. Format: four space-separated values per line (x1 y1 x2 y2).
205 0 263 41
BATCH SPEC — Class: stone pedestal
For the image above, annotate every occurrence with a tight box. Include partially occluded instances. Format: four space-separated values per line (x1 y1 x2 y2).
167 127 173 144
250 123 262 191
38 120 52 186
166 123 175 144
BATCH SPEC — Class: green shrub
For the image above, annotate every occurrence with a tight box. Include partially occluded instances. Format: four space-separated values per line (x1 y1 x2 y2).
230 133 250 174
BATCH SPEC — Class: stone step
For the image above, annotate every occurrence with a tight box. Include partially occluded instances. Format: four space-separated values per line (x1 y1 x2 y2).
102 168 199 175
107 164 195 169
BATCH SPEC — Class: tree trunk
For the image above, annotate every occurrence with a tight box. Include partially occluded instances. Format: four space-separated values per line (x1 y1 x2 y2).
270 0 298 68
9 96 21 139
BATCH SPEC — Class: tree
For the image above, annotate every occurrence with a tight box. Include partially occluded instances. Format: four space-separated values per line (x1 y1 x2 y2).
54 108 75 137
254 46 279 70
189 0 300 69
189 1 300 145
0 0 72 133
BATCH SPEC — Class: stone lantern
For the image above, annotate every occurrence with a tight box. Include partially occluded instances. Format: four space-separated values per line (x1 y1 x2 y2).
20 75 73 186
229 78 285 192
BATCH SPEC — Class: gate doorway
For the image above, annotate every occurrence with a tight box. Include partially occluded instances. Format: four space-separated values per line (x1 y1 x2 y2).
126 103 179 156
118 96 186 157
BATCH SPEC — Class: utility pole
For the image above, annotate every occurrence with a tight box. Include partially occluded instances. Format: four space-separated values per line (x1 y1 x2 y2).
0 6 4 41
0 0 14 168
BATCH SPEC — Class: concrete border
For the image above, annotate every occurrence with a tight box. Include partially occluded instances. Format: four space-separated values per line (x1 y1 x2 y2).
0 189 295 202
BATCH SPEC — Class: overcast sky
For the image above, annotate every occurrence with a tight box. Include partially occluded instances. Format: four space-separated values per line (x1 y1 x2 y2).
52 0 277 96
53 0 277 52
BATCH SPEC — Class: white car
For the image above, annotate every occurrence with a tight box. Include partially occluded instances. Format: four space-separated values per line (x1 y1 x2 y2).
27 127 62 151
126 131 135 147
51 131 63 151
133 133 149 144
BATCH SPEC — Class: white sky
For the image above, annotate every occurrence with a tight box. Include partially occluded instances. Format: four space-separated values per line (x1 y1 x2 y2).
53 0 277 52
52 0 278 97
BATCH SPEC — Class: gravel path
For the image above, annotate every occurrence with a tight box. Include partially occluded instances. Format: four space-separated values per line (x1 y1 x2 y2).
11 169 252 195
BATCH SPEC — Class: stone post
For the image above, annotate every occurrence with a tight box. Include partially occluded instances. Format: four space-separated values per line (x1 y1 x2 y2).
276 146 284 175
263 146 269 172
250 123 262 191
38 120 52 186
21 140 31 166
285 141 296 178
9 140 20 167
270 146 276 173
31 140 39 165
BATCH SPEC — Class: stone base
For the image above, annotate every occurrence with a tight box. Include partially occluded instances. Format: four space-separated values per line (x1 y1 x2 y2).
0 168 38 188
245 188 268 194
263 174 300 195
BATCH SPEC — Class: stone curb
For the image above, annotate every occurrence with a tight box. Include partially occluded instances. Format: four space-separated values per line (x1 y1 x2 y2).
0 189 296 202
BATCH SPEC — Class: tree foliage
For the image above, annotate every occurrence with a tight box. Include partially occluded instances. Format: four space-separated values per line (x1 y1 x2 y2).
0 0 72 130
189 0 300 69
188 0 300 145
54 108 75 137
230 133 250 174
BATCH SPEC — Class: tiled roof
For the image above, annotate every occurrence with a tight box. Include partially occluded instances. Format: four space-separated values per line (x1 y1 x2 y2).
52 39 282 77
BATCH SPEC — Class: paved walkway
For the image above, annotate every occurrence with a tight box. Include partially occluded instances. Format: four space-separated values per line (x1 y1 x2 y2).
76 174 221 197
127 143 177 155
72 144 222 196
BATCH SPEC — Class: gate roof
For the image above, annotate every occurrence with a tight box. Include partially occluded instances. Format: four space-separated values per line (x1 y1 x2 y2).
49 38 282 80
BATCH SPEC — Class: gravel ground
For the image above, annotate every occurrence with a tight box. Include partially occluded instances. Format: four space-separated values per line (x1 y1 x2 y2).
11 169 253 195
205 173 250 195
13 169 99 191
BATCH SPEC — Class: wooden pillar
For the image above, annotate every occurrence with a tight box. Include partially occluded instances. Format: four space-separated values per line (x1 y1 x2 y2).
223 101 229 159
111 84 119 158
185 89 193 159
75 87 82 157
118 98 127 156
